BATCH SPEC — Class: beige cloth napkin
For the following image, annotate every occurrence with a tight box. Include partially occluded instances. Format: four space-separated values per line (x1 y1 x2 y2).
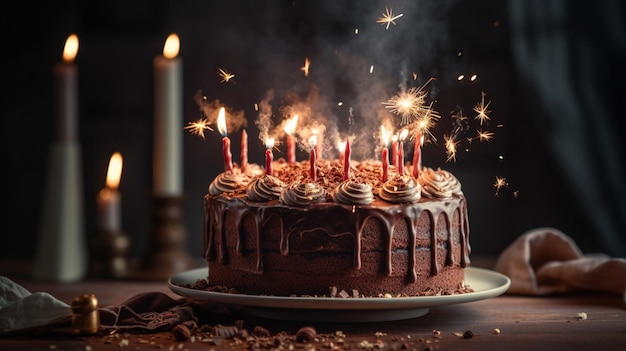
494 227 626 304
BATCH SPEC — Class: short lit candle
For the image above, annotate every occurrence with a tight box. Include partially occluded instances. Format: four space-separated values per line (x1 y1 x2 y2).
217 107 233 172
55 34 79 143
412 130 423 178
343 140 351 181
265 137 275 176
153 33 183 196
97 152 123 232
284 115 298 164
309 135 317 182
240 129 248 173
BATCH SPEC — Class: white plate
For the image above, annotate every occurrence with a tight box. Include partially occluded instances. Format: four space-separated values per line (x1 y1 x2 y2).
168 267 510 322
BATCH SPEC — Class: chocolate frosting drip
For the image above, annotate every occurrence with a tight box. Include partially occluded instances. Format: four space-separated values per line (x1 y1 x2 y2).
332 181 374 205
279 182 327 207
246 175 287 202
379 175 422 203
205 194 470 281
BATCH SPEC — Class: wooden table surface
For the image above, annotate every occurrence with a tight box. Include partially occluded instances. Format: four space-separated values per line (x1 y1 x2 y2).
1 260 625 351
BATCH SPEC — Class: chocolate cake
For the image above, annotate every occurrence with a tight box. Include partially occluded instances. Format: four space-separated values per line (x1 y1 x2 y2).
202 159 470 297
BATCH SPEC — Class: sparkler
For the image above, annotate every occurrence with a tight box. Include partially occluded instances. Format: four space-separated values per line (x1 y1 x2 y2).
473 91 492 126
377 6 404 30
493 176 508 196
444 134 458 162
301 58 310 77
184 118 213 139
217 67 235 83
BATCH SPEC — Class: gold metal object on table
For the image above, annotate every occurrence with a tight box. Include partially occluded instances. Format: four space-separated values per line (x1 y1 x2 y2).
70 294 99 334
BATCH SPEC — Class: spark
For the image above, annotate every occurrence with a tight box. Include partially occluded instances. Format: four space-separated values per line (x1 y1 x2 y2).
377 6 404 30
184 118 213 139
383 86 430 126
217 67 235 83
476 129 495 142
493 176 508 196
444 134 459 162
301 58 310 77
473 91 492 126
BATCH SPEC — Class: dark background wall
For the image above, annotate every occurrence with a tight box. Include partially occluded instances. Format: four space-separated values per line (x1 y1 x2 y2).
4 1 625 267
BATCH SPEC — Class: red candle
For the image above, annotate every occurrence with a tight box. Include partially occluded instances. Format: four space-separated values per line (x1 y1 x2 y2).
391 137 398 168
412 131 422 178
265 138 274 176
240 129 248 173
284 115 298 164
343 140 351 180
309 135 317 181
382 147 389 182
217 107 233 172
310 147 317 181
398 141 404 175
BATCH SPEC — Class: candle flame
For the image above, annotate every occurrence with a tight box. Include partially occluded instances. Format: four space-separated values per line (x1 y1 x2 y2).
308 134 317 149
62 34 79 63
284 115 299 135
265 137 275 149
399 129 409 141
337 140 347 152
381 125 391 146
217 107 227 136
163 33 180 59
105 152 123 190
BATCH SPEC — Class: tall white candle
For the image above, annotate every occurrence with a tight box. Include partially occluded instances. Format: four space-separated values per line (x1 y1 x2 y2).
55 34 79 143
153 33 183 196
97 152 123 231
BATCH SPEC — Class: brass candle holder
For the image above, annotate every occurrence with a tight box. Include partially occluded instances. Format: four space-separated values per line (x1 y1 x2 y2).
136 195 195 280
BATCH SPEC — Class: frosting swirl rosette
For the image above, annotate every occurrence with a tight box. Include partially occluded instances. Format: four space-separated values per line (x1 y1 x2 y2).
418 167 453 198
379 175 422 203
208 171 250 196
279 182 327 207
246 175 287 202
438 168 463 196
331 180 374 205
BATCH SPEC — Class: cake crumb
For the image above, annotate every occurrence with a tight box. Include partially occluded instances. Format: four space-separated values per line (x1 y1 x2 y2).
577 312 588 320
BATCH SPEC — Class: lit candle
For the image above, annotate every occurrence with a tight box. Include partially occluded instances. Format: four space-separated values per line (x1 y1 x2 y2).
55 34 79 143
309 135 317 181
153 33 183 196
398 129 408 176
337 140 347 163
343 140 351 180
381 126 391 182
97 152 123 232
391 133 399 169
412 130 423 178
240 129 248 173
265 138 275 176
284 115 298 164
217 107 233 172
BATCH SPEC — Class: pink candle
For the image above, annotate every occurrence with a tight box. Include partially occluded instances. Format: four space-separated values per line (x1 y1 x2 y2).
217 107 233 172
382 147 389 182
240 129 248 173
265 138 274 176
55 34 78 144
343 140 351 180
412 131 422 178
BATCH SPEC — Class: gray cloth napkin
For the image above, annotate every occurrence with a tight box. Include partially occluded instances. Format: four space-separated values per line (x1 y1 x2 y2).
0 276 72 334
494 227 626 304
